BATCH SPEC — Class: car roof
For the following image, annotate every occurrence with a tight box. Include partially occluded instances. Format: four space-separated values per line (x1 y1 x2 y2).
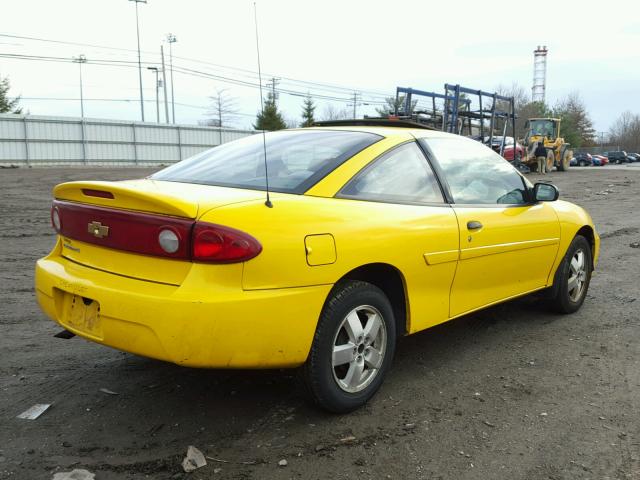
301 125 454 139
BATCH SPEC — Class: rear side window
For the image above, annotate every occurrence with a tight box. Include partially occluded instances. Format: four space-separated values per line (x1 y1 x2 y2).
338 142 444 204
422 136 530 205
151 130 381 194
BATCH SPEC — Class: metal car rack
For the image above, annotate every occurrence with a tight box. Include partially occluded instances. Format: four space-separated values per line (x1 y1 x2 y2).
393 86 471 130
443 83 516 156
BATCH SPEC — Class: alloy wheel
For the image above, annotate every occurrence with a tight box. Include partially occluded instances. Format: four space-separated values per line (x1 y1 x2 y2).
331 305 387 393
568 249 587 302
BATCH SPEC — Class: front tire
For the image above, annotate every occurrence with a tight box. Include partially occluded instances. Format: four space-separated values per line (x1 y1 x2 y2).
558 150 571 171
548 235 592 314
301 280 396 413
546 150 556 172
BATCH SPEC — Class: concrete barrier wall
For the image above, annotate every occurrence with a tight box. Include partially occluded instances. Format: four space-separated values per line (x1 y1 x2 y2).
0 114 256 166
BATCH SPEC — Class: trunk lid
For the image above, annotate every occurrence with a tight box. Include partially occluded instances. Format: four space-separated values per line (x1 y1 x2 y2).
54 179 264 218
53 179 263 284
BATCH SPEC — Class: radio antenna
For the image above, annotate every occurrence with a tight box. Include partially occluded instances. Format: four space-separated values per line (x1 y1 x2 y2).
253 2 273 208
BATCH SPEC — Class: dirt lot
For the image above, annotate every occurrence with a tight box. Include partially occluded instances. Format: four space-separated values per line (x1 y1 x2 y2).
1 166 639 480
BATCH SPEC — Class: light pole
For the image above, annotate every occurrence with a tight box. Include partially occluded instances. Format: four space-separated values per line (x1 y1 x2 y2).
160 45 170 123
166 33 177 123
147 67 160 123
72 54 87 117
129 0 147 122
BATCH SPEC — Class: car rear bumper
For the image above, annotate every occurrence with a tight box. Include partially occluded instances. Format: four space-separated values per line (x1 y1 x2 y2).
35 253 331 368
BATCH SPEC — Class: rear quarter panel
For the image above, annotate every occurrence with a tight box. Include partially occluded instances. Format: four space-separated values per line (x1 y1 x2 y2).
199 194 460 334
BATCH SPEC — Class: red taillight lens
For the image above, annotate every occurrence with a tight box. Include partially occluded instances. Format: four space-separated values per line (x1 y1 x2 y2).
192 222 261 263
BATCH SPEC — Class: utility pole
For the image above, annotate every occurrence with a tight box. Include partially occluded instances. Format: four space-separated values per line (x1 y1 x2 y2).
160 45 170 123
166 33 177 123
72 54 87 118
349 91 360 119
266 77 279 102
129 0 147 122
147 67 160 122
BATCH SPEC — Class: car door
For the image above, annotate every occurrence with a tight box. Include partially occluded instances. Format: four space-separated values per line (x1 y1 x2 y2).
419 135 561 318
336 141 460 333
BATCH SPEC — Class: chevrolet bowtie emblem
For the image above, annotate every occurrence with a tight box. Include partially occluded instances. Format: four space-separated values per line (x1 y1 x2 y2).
88 221 109 239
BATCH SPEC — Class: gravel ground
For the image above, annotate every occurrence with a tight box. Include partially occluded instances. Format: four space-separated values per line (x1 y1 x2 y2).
0 166 639 480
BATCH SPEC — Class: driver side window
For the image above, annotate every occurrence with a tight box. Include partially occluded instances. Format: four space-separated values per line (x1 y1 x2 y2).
421 136 529 205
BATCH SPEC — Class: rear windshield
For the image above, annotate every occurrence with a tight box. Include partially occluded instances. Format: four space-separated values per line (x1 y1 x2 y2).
151 130 381 194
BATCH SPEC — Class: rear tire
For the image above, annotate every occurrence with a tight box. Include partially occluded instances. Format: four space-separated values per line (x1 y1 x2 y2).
300 280 396 413
547 235 592 314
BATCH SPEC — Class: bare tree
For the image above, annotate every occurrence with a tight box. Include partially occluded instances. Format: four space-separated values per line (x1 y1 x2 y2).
321 104 350 121
285 115 299 129
375 95 418 116
495 82 530 110
494 82 548 139
206 88 239 127
609 111 640 152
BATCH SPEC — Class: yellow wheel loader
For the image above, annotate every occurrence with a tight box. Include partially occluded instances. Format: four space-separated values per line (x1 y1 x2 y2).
522 118 573 172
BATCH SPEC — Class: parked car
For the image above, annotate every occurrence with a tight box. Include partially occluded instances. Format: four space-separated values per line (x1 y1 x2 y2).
627 153 639 162
35 122 600 412
483 136 525 162
592 154 608 166
574 152 593 166
606 151 629 164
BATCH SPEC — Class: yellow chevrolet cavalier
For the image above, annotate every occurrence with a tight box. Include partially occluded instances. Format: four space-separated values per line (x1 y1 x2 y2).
35 122 599 412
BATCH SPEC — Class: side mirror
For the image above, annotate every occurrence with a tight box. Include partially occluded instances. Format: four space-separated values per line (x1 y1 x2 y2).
533 182 559 202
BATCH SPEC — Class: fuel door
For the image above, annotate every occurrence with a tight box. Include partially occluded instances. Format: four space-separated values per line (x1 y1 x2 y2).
304 234 336 266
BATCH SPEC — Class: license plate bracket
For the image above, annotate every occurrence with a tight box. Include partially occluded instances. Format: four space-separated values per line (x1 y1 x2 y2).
63 294 102 338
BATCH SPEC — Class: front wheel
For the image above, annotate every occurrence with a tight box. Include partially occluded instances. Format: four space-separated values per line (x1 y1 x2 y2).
558 150 571 171
301 280 396 413
547 235 593 314
546 150 556 172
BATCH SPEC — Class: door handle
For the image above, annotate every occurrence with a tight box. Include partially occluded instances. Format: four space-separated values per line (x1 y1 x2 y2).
467 220 483 230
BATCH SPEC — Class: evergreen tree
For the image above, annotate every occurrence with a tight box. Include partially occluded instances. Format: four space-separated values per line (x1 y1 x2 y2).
300 94 316 127
552 93 596 147
0 75 22 114
254 91 286 131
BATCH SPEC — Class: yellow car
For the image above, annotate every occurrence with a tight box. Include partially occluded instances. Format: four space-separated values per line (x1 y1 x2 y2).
35 122 599 412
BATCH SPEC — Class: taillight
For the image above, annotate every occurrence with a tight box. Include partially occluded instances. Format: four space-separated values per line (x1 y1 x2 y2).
192 222 262 263
51 200 261 264
52 200 192 259
51 205 61 232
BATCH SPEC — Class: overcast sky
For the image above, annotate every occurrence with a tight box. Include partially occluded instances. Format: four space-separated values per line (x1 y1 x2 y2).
2 0 639 133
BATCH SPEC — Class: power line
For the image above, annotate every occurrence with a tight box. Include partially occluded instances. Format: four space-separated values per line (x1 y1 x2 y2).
1 52 388 105
0 32 392 99
16 96 257 116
